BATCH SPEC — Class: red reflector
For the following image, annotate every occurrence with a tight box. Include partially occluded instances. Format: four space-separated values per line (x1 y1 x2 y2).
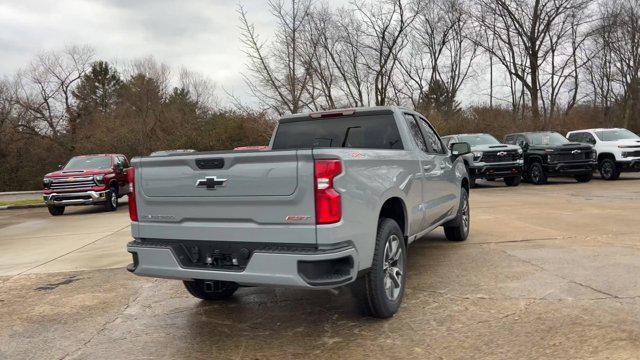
314 159 342 224
127 167 138 221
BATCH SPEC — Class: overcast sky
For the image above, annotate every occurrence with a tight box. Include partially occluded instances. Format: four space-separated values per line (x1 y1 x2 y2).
0 0 490 107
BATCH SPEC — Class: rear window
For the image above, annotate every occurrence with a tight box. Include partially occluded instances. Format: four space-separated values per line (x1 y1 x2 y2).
272 114 403 150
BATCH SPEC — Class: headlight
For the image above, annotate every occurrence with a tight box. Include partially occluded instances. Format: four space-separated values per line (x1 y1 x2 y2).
591 151 597 159
548 154 556 163
94 174 105 184
43 178 52 187
473 151 483 161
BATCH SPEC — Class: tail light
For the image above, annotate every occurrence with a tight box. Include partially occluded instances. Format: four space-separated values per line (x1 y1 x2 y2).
314 159 342 224
127 168 138 221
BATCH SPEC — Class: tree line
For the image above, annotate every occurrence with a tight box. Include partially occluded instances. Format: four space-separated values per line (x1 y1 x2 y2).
0 0 639 191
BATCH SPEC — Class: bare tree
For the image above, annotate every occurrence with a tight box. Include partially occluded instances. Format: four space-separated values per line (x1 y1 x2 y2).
238 0 316 115
353 0 417 106
472 0 592 125
11 45 94 145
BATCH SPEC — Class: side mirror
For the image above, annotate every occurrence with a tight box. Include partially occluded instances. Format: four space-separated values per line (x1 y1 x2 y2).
115 163 124 173
58 164 63 170
450 142 471 157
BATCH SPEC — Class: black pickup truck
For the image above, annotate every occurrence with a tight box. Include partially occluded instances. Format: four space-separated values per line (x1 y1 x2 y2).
504 132 597 184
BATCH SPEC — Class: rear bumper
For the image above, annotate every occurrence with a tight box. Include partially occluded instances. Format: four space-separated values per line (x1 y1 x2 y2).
470 162 523 178
43 190 109 206
544 161 596 176
127 240 359 289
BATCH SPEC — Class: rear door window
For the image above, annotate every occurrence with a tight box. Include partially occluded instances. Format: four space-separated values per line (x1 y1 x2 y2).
416 117 445 154
272 114 403 150
403 114 428 153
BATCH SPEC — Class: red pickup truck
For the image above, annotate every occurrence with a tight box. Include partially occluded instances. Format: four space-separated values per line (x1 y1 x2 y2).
42 154 131 216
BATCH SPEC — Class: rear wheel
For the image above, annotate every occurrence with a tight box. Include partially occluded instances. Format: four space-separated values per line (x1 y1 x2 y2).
183 279 239 300
575 173 593 183
599 158 620 180
528 162 547 185
352 218 406 319
504 175 521 187
104 186 118 211
48 205 65 216
444 187 470 241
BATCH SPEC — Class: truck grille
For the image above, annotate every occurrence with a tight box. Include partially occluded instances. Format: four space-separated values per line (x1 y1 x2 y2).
624 150 640 157
50 176 96 190
552 151 592 162
481 150 520 163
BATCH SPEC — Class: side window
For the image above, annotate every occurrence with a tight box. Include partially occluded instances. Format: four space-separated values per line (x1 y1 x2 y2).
403 114 428 153
584 133 596 145
567 133 581 142
504 135 515 144
417 117 445 154
119 156 130 168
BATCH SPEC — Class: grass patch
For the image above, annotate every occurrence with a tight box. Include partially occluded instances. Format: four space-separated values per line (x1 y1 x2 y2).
0 199 43 207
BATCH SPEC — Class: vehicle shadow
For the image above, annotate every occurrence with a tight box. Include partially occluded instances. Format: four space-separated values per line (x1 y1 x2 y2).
57 199 128 216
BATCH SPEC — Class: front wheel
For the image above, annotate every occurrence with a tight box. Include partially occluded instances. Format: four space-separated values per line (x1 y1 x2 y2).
528 162 548 185
575 173 593 183
48 205 65 216
183 279 239 300
104 186 118 211
444 187 470 241
599 158 620 180
352 218 406 319
504 175 521 187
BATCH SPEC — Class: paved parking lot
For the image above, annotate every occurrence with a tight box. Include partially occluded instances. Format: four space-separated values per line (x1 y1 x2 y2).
1 175 640 359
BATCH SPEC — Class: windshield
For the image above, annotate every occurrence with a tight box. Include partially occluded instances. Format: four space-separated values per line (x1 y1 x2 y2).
595 129 640 141
457 134 501 146
272 114 403 150
63 156 112 170
526 132 569 146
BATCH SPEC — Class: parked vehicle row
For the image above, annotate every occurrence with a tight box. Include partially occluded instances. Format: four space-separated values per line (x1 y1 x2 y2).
40 106 640 319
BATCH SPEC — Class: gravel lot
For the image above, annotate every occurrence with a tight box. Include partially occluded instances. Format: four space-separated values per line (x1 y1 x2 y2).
1 175 639 359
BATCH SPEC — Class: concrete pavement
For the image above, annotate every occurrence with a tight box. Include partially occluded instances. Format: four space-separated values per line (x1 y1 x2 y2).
1 175 639 359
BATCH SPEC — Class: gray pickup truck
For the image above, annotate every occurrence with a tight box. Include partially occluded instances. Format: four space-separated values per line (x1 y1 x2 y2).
127 106 471 318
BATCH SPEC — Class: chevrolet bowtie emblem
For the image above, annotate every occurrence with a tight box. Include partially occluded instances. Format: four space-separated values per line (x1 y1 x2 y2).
572 150 581 154
67 177 75 182
497 151 507 156
195 176 227 189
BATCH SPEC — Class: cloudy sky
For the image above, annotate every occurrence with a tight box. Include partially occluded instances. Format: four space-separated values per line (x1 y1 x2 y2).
0 0 489 106
0 0 286 101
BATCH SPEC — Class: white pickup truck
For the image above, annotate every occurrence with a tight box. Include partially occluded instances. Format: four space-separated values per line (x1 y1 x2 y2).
126 106 472 318
567 128 640 180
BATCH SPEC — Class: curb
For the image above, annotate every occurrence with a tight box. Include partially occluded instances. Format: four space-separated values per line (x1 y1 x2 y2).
0 190 42 196
0 203 47 210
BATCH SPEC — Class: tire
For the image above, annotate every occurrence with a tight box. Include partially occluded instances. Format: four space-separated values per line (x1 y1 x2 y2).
599 158 620 180
183 279 239 300
575 173 593 183
48 205 65 216
504 175 521 187
104 186 118 211
444 187 470 241
528 162 547 185
352 218 406 319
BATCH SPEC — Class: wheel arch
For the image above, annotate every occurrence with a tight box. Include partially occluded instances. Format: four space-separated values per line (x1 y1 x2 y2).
379 197 407 240
597 152 615 163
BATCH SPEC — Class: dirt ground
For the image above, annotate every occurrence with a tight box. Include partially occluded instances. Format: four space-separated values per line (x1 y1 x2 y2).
1 175 639 359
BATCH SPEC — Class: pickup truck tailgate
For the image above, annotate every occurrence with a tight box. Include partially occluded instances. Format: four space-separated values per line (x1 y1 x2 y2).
133 150 317 244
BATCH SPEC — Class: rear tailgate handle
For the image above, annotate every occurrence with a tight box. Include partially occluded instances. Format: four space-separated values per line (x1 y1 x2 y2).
196 158 225 169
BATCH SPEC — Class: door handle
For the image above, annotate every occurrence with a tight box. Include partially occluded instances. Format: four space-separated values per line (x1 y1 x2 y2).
423 165 434 172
